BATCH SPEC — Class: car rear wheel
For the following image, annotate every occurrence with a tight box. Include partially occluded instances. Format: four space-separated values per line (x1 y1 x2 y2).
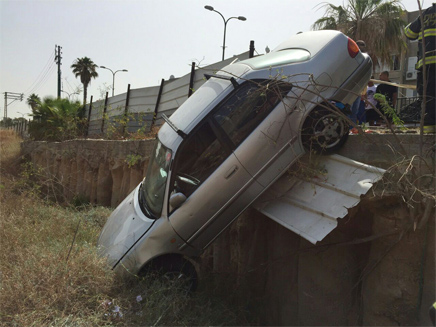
301 108 349 153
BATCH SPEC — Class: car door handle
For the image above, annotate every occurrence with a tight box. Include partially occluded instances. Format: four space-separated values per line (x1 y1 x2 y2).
225 166 239 179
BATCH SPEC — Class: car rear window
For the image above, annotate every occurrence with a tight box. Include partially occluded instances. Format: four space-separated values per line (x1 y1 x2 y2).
212 80 292 148
242 49 311 69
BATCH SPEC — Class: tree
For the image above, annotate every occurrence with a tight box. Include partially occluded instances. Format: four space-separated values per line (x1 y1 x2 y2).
29 97 86 141
0 117 13 127
26 93 41 111
71 57 98 106
312 0 406 64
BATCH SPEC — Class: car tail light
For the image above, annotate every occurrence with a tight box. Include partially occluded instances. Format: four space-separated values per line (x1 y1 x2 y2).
347 38 359 58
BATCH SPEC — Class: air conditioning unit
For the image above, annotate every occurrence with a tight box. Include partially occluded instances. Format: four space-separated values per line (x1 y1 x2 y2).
406 70 417 80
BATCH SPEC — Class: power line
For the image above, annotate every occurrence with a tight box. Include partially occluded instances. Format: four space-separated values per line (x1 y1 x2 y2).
27 64 56 96
23 50 56 95
64 77 81 94
3 92 23 119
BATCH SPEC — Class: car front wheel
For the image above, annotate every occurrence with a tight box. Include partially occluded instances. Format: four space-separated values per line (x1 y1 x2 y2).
139 255 198 293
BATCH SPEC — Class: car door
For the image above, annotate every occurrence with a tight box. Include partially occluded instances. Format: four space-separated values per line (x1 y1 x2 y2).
169 80 297 250
212 79 301 188
168 119 263 251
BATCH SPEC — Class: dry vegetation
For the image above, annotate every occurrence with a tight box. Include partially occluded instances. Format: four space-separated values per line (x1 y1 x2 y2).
0 130 250 326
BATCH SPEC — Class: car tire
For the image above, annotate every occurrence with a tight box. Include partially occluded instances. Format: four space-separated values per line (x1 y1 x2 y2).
301 107 349 153
140 255 198 293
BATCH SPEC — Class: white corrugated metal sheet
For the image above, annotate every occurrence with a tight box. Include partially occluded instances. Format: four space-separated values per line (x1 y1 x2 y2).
253 154 385 244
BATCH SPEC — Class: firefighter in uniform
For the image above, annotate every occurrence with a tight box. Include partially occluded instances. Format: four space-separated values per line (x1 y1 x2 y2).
404 3 436 133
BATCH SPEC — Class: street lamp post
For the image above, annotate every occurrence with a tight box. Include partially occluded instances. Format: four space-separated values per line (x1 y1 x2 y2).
204 5 246 61
99 66 128 97
61 90 79 100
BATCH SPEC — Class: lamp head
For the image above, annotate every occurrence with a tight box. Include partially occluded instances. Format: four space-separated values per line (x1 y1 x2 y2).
100 66 107 69
122 69 128 72
238 16 246 21
204 5 214 11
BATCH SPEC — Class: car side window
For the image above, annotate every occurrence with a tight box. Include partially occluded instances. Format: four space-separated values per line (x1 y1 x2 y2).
212 80 292 148
172 121 230 199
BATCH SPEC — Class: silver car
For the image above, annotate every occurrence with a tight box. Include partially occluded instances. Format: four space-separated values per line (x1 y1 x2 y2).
98 30 372 288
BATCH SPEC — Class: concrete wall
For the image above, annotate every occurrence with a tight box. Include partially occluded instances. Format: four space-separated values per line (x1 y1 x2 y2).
22 133 435 208
20 134 435 325
21 139 154 207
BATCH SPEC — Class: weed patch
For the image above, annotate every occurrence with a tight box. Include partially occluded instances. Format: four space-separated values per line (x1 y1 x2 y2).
0 130 252 326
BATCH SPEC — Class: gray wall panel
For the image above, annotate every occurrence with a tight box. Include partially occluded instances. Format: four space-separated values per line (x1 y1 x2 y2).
86 51 250 136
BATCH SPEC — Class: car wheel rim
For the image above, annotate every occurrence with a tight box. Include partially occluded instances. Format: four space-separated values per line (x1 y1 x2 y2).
313 114 346 148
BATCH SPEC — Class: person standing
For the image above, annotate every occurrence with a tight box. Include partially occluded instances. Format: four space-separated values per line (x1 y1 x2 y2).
375 71 398 124
365 78 379 125
404 3 436 133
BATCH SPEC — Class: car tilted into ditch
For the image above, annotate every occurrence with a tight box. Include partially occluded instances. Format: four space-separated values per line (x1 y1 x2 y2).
98 30 372 289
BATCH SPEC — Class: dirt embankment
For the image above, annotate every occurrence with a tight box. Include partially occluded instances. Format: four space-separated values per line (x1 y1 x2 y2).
204 197 435 326
20 136 435 325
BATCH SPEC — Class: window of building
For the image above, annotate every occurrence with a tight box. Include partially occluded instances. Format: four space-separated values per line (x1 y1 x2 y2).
391 54 401 71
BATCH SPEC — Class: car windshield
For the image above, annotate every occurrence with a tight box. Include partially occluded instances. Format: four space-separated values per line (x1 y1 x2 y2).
242 49 311 69
140 139 172 218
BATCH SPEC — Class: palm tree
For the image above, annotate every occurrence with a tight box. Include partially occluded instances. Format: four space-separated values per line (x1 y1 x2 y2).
29 97 83 141
26 93 41 112
71 57 98 106
312 0 406 65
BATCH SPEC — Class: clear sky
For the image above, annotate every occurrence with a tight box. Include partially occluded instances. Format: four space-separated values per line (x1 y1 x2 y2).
0 0 425 119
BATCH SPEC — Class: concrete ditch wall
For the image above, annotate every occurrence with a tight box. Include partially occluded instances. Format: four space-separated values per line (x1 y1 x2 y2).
21 139 154 207
20 134 435 325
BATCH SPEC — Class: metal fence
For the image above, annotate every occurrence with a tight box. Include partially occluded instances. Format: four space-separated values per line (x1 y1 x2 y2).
397 96 421 122
3 120 30 138
84 52 251 137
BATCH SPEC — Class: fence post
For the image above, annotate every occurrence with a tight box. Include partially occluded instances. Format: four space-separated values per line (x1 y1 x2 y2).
188 62 195 97
86 96 93 138
101 92 109 134
152 79 165 130
123 84 131 135
249 40 255 58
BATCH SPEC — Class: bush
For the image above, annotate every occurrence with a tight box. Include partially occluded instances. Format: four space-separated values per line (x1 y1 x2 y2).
29 97 87 142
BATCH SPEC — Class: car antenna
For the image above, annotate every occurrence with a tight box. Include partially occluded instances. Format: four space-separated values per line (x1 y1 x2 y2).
162 114 187 139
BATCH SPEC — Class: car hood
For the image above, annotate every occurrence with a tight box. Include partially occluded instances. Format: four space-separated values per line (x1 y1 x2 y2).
97 184 155 269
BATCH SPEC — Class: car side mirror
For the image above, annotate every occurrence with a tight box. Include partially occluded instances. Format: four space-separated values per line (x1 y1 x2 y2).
169 192 187 211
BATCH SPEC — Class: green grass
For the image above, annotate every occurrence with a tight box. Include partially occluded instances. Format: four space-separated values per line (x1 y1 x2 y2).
0 130 251 327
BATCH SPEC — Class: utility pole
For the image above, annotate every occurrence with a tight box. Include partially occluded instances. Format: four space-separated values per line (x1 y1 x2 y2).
3 92 24 120
55 45 62 98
